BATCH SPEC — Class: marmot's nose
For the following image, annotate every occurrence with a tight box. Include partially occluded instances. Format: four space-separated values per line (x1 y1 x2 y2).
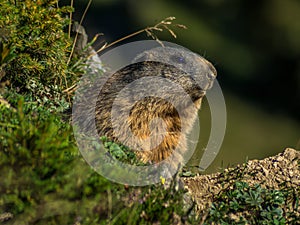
196 56 217 79
207 71 216 81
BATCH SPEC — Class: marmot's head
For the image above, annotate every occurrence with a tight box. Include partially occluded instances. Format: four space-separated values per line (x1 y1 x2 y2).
133 46 217 102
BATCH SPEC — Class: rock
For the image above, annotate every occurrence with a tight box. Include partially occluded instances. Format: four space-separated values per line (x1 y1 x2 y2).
182 148 300 219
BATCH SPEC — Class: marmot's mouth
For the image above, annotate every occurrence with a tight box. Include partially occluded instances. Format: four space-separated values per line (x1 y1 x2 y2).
203 81 213 91
194 78 214 93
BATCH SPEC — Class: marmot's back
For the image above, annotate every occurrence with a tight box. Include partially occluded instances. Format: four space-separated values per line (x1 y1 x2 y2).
95 47 217 164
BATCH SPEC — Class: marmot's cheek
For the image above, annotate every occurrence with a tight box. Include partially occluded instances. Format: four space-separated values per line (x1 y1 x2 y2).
189 89 206 103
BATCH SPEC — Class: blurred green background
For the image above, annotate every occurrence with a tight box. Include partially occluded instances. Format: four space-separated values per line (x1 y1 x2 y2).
66 0 299 173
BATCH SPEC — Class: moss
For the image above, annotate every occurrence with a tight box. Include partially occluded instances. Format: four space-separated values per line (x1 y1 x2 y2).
0 0 75 105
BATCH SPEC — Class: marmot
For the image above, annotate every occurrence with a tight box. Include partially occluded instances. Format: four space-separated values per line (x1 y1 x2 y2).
93 46 217 165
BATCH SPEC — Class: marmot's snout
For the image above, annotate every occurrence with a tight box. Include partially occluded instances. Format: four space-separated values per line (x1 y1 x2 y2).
192 55 217 93
203 57 217 90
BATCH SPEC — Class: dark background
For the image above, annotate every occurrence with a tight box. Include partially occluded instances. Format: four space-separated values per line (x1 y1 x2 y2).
64 0 299 172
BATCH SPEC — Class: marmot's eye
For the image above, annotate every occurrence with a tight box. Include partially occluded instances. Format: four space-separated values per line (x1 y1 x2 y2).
170 55 186 64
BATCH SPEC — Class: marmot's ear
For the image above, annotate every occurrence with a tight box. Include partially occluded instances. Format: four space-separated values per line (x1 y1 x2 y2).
71 21 88 54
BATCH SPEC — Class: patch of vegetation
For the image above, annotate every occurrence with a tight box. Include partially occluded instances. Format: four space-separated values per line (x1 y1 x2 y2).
0 0 77 108
110 179 198 225
0 92 197 225
203 180 299 225
100 136 151 166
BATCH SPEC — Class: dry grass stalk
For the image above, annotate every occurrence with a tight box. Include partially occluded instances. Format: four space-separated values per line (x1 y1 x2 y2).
89 16 187 58
67 0 93 65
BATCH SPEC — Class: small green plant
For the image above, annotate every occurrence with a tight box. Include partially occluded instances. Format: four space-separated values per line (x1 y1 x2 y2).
100 136 148 166
204 181 289 225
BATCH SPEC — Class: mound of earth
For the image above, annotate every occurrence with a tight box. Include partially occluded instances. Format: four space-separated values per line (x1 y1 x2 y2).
183 148 300 222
